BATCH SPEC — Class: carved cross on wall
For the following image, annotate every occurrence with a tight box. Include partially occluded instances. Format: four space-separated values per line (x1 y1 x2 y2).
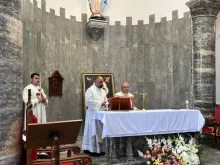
49 70 64 96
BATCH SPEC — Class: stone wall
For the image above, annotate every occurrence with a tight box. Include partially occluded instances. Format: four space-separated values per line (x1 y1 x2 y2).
186 0 220 115
22 0 192 122
0 0 23 164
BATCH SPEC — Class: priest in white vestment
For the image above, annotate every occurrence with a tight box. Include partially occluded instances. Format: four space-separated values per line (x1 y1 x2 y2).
82 76 108 155
114 82 137 109
22 73 48 130
93 81 109 95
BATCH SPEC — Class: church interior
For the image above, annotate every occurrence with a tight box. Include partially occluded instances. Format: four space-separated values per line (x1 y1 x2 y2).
1 0 220 164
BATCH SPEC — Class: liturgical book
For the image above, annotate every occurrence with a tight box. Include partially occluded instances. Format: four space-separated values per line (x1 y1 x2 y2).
109 97 132 110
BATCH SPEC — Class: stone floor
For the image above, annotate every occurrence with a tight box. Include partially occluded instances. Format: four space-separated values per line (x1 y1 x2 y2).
199 137 220 165
63 135 220 165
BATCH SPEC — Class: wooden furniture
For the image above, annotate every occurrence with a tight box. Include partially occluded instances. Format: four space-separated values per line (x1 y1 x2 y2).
202 106 220 147
109 97 132 110
25 89 92 165
216 126 220 149
26 120 92 165
49 70 64 96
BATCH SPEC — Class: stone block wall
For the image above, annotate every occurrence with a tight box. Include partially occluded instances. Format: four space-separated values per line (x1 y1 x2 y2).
22 0 192 122
0 0 23 164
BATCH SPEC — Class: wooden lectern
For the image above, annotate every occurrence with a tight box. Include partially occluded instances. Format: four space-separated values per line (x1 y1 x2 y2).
109 97 132 110
26 120 92 165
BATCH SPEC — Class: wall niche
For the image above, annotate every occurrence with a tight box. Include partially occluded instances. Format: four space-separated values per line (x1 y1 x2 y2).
49 70 64 97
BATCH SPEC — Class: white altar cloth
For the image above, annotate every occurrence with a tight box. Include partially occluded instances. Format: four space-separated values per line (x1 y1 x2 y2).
92 109 205 138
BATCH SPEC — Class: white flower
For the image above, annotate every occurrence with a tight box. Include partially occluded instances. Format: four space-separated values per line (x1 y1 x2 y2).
180 145 188 151
161 138 167 145
153 139 158 145
177 148 181 154
145 137 153 149
190 154 200 164
167 138 173 148
157 139 161 145
180 151 190 164
179 135 184 142
190 146 198 154
137 150 144 158
172 148 177 155
176 135 185 146
142 135 201 165
189 138 194 145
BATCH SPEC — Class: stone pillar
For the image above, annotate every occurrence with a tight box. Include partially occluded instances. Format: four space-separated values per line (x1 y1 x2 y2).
0 0 23 164
186 0 220 115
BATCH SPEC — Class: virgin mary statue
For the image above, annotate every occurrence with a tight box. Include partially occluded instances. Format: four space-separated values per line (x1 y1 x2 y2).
88 0 107 19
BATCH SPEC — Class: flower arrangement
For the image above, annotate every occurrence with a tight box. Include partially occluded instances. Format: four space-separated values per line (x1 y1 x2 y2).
138 134 203 165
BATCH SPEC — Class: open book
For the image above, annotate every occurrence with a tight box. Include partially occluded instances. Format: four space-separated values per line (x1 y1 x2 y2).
109 97 132 110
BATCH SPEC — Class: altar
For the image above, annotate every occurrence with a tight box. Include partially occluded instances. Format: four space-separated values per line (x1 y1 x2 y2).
92 109 205 159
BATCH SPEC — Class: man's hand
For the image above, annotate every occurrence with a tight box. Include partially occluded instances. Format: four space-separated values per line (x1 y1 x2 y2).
36 93 42 103
38 97 43 103
101 101 106 106
37 93 46 103
38 97 47 103
42 98 46 103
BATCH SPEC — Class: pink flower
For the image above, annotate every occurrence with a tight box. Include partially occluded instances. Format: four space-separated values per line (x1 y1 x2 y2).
173 160 177 164
157 154 162 158
165 163 171 165
143 155 147 159
146 161 150 165
146 150 150 154
165 160 171 163
146 154 151 158
151 156 155 161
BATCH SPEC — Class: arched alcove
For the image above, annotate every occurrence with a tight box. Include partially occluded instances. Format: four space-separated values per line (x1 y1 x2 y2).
22 0 192 121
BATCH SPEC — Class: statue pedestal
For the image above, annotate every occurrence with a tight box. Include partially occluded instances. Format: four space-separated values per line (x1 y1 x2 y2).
87 19 108 41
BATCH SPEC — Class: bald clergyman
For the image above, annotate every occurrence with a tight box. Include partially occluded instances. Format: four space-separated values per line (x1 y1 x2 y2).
82 76 108 156
114 82 137 109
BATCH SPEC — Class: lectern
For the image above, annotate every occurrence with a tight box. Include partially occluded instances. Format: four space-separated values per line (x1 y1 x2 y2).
109 97 132 110
26 120 90 165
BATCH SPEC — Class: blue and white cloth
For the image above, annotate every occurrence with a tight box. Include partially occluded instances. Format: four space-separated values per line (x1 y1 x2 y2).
88 0 108 12
92 109 205 138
